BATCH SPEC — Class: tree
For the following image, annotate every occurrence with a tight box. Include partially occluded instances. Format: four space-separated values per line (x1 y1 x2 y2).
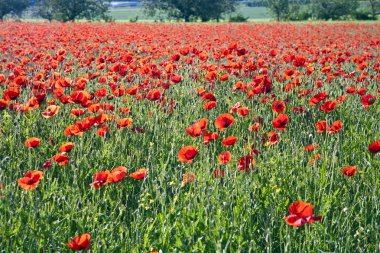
34 0 54 21
0 0 30 21
142 0 195 22
285 0 312 21
142 0 236 22
311 0 358 20
265 0 289 21
368 0 380 19
196 0 236 22
34 0 112 22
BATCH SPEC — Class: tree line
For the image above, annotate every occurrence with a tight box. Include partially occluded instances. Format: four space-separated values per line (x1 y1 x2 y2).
0 0 379 22
266 0 379 21
0 0 112 21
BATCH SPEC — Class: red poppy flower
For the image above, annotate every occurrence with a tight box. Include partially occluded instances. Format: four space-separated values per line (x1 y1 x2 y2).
328 120 343 134
59 142 74 153
52 153 69 166
97 124 110 137
220 74 229 81
186 125 202 138
18 170 43 190
70 90 91 104
292 106 305 114
309 91 328 106
205 71 217 81
213 168 225 178
340 165 356 177
24 137 41 148
126 86 138 95
117 118 133 128
346 86 356 94
202 93 216 102
221 136 237 147
108 166 129 183
130 168 148 180
248 122 261 132
147 89 162 101
131 127 145 134
336 94 348 103
218 151 231 165
360 94 377 108
284 201 322 227
88 104 101 114
67 233 91 251
368 140 380 154
304 143 318 152
78 116 96 130
357 87 366 95
90 170 110 188
203 101 216 110
119 107 130 114
3 87 20 101
237 107 249 117
95 113 109 125
171 74 182 83
292 54 306 67
41 105 60 118
230 102 241 113
198 88 206 96
268 131 279 145
0 99 8 110
315 120 327 133
186 118 207 138
42 160 52 169
182 172 196 186
272 114 289 131
237 155 255 172
95 88 108 98
319 100 336 113
271 101 286 113
64 124 85 137
203 132 219 145
70 108 86 117
178 145 198 163
215 113 234 131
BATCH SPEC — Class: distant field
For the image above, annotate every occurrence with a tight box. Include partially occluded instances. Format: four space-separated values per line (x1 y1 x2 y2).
109 7 150 21
108 5 270 21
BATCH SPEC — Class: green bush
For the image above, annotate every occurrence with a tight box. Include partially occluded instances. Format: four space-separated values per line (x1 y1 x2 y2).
229 13 249 22
353 10 373 20
129 15 139 23
287 5 312 21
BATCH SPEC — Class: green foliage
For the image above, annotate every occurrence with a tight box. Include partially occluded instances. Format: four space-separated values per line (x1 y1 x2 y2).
229 13 249 22
245 0 266 7
33 0 54 21
141 0 236 22
311 0 359 20
265 0 289 21
0 0 29 20
129 15 139 23
353 9 373 20
197 0 236 22
286 4 311 21
266 0 374 21
368 0 380 19
34 0 112 22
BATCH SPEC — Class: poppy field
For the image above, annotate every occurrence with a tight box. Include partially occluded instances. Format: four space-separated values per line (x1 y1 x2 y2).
0 22 379 252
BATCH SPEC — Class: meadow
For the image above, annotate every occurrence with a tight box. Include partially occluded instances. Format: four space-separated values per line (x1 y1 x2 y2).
108 5 270 21
0 22 379 252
